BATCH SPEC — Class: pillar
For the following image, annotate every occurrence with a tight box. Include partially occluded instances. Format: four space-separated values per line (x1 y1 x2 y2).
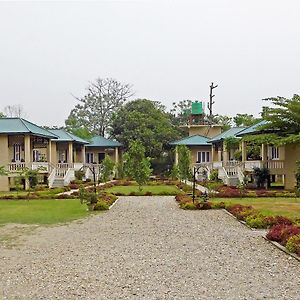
115 147 119 164
48 139 51 163
175 147 179 165
261 143 268 162
0 135 9 191
68 142 73 164
223 143 228 163
82 145 86 164
241 141 247 162
24 135 31 166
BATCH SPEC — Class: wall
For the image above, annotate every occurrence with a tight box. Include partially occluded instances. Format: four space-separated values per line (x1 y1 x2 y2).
190 145 212 164
85 147 120 164
187 125 222 138
283 144 300 190
0 135 9 191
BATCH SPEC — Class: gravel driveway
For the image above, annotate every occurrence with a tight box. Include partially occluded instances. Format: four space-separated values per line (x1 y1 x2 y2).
0 196 299 299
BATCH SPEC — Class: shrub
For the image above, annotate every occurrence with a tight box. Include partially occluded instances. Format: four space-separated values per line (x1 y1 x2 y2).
263 216 293 227
69 183 79 190
145 191 153 196
181 202 197 210
245 214 267 229
75 170 85 181
226 204 255 221
286 234 300 255
209 169 219 182
266 224 300 245
195 201 212 210
211 202 226 209
94 200 110 211
129 192 136 196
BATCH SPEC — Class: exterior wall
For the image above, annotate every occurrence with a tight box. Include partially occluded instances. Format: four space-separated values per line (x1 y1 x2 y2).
187 125 222 138
190 146 212 164
0 135 9 191
85 147 121 164
283 144 300 190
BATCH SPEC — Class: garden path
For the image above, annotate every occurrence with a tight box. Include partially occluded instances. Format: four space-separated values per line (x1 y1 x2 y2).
0 196 299 299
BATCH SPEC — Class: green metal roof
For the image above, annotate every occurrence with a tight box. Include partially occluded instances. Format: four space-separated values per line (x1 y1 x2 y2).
48 129 89 144
236 120 268 137
170 135 211 146
86 136 122 148
209 127 246 143
0 118 58 139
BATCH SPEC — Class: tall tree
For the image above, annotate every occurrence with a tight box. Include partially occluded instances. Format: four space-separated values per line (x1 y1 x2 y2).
210 114 232 131
177 145 192 183
110 99 182 159
65 78 133 136
233 113 260 127
169 99 192 125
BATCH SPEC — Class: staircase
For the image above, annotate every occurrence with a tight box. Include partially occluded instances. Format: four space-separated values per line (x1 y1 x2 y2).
218 162 244 187
48 164 75 188
51 178 65 188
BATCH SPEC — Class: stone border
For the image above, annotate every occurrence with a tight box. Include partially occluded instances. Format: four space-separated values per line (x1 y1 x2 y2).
263 236 300 262
109 198 119 210
222 208 300 262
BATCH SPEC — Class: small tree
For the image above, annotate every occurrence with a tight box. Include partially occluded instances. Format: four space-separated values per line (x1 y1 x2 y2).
177 145 192 183
101 155 115 182
0 166 7 176
123 141 152 190
253 167 270 189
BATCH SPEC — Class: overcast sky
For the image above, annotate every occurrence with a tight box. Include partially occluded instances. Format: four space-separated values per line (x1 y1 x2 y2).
0 0 299 126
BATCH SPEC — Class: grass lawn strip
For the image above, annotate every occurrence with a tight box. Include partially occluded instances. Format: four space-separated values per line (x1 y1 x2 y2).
211 197 300 219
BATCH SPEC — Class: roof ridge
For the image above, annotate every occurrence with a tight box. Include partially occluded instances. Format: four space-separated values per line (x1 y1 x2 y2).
19 118 31 133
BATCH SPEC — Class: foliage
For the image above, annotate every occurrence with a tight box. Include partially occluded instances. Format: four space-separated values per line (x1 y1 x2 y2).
209 169 219 181
224 137 240 150
176 145 192 183
65 78 133 136
110 99 181 159
75 170 85 181
79 186 98 210
101 155 115 182
68 127 92 141
233 114 261 127
286 234 300 255
210 114 232 131
245 214 267 228
116 160 124 180
295 161 300 194
94 200 110 211
266 224 300 246
169 99 192 126
253 167 270 189
233 150 242 161
123 141 152 190
0 166 8 176
226 204 255 220
170 165 179 180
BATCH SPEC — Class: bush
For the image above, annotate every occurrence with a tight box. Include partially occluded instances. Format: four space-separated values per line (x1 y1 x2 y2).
209 169 219 182
245 214 267 229
181 202 197 210
75 170 85 181
195 201 212 210
263 216 293 227
226 204 255 221
69 183 79 190
94 200 110 211
211 202 226 209
286 234 300 255
145 191 153 196
266 224 300 245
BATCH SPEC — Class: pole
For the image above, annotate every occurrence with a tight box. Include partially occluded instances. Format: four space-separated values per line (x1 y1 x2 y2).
92 165 97 194
208 82 218 121
192 167 196 203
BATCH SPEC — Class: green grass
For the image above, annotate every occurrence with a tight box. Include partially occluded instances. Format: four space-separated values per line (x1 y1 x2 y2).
212 197 300 219
0 187 65 198
0 199 89 225
105 185 180 195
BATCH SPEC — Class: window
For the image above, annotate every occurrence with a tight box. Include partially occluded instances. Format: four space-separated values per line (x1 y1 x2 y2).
197 151 210 163
98 153 105 163
86 153 94 164
13 144 21 162
270 147 279 160
33 150 39 162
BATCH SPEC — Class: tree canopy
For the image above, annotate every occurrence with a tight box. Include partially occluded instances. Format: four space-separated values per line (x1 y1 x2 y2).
110 99 182 159
65 78 133 136
233 113 260 127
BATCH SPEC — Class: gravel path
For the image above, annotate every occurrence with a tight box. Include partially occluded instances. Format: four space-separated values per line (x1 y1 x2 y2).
0 196 299 299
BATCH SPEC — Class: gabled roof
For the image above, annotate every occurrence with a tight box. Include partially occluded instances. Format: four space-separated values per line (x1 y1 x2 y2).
209 127 246 143
0 118 58 139
236 120 268 137
86 136 122 148
48 129 89 144
170 135 211 146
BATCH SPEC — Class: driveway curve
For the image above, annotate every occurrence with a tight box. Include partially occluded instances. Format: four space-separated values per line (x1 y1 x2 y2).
0 196 299 299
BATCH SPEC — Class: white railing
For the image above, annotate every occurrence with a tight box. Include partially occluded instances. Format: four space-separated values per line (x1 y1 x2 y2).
73 163 84 171
243 160 262 170
64 168 75 186
8 162 27 172
31 162 49 172
48 167 56 188
212 161 222 168
267 160 285 169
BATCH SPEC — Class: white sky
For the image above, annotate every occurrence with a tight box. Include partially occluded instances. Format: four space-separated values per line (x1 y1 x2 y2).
0 0 299 126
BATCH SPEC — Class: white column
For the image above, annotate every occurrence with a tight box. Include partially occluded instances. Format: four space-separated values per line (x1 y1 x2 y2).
115 147 119 164
68 142 73 164
24 135 31 166
175 147 179 165
241 141 247 162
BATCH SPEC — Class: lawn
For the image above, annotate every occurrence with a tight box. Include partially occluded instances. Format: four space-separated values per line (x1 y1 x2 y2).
105 185 180 196
212 197 300 219
0 187 65 198
0 199 89 225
